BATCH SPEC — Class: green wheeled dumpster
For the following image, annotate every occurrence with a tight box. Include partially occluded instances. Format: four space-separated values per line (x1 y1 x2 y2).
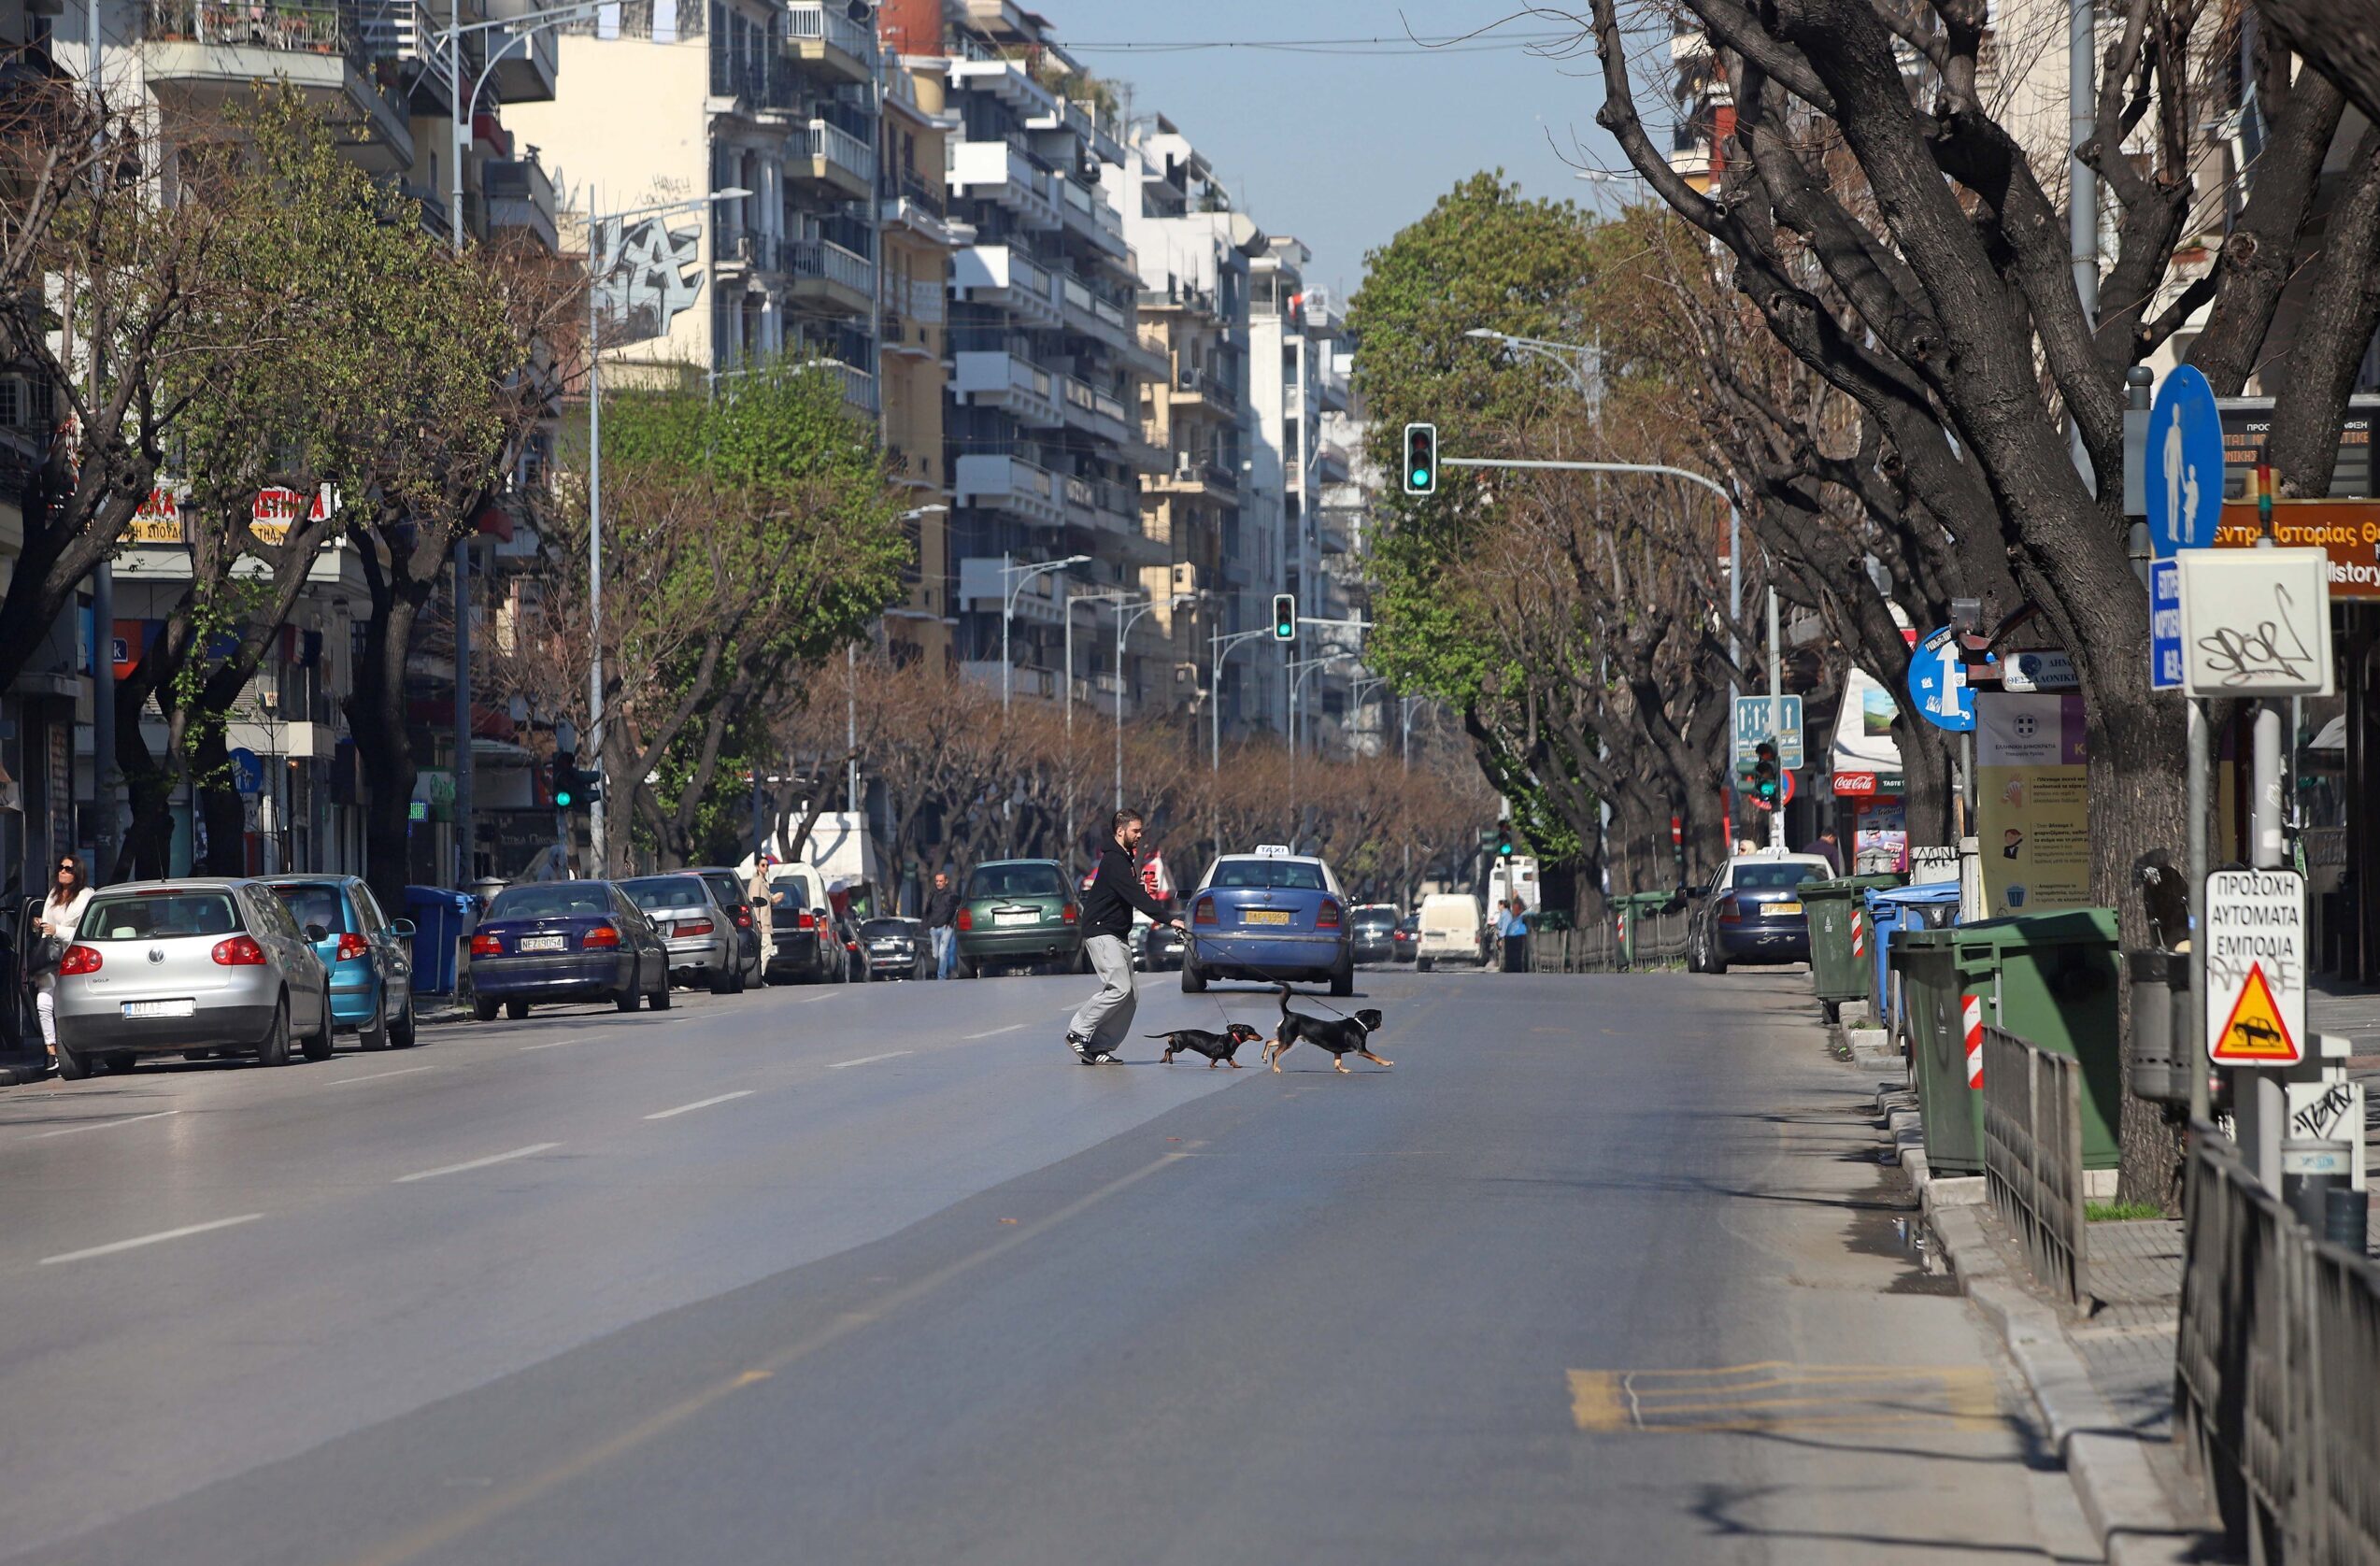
1895 909 2123 1177
1803 874 1905 1023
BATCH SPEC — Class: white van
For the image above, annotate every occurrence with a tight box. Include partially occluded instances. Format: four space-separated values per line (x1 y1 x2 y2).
1416 893 1486 971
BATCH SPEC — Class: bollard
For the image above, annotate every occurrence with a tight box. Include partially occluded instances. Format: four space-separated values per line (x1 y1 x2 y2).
2282 1138 2354 1233
2326 1186 2371 1253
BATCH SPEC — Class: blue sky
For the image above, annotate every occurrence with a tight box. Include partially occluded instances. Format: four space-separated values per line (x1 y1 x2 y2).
1052 3 1633 303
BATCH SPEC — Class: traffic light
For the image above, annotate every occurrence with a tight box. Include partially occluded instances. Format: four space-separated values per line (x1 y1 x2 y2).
550 749 601 811
1748 742 1780 813
1402 422 1437 496
1498 830 1516 858
1272 592 1296 642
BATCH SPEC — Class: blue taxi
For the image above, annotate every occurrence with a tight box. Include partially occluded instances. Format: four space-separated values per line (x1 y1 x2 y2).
1181 846 1355 996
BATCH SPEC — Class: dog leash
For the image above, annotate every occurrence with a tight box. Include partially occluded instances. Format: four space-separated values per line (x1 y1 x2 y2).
1181 932 1359 1022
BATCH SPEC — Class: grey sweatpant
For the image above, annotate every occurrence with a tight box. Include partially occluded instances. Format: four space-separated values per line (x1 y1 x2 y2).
1068 934 1136 1051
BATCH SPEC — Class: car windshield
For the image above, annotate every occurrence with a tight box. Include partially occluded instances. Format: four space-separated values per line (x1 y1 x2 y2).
770 876 815 907
1734 862 1823 892
488 884 613 919
79 891 242 941
1350 909 1397 930
968 864 1065 900
1210 860 1325 890
270 884 349 934
862 918 914 937
621 876 709 911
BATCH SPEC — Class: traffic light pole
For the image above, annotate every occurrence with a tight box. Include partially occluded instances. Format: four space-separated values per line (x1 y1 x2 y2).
1767 583 1784 851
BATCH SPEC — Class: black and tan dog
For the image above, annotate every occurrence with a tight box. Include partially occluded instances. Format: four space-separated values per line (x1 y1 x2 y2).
1148 1022 1264 1069
1263 986 1391 1075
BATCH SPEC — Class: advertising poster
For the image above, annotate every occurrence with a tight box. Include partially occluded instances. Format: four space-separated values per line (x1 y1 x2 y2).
1853 800 1907 874
1974 693 2090 916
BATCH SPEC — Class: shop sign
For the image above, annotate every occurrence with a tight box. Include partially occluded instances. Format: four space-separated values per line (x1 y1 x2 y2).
2214 501 2380 600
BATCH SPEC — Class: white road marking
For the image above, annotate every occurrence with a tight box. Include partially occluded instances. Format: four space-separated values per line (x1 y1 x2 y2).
518 1039 586 1052
644 1090 755 1121
41 1213 264 1265
790 990 846 1004
328 1066 435 1086
826 1050 913 1070
393 1143 560 1184
30 1109 179 1139
962 1024 1025 1040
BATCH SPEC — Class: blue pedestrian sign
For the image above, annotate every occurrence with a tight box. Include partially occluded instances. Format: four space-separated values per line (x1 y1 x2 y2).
2147 365 2224 557
1906 625 1991 733
2148 559 2184 690
229 747 264 796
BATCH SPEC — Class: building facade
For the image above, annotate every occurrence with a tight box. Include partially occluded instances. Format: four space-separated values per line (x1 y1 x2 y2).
876 49 958 672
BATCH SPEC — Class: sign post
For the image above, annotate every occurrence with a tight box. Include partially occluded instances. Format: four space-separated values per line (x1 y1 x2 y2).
1732 695 1803 769
2204 868 2307 1068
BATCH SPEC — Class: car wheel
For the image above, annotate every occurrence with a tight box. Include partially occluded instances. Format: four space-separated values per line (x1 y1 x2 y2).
1181 960 1206 994
506 999 531 1021
359 992 391 1052
390 994 417 1048
956 955 976 979
473 995 499 1022
648 977 672 1011
301 999 335 1062
256 997 292 1067
106 1050 136 1075
53 1035 92 1079
1329 961 1355 998
1417 957 1433 974
1706 943 1729 975
709 966 735 997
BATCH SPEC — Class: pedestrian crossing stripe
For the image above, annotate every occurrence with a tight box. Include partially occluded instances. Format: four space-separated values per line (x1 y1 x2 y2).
2212 961 2298 1062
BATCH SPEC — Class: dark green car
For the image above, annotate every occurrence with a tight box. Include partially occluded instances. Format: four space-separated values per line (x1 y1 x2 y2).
954 859 1085 977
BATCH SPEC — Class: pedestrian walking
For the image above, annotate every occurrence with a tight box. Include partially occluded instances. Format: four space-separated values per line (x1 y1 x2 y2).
31 853 92 1075
1798 829 1843 874
1498 898 1530 974
1066 810 1181 1063
923 869 961 979
746 854 781 957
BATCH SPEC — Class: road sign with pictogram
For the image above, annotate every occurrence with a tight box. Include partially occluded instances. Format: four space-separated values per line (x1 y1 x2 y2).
2204 868 2307 1065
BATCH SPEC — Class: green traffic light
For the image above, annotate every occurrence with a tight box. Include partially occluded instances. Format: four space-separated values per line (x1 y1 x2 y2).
1412 468 1429 486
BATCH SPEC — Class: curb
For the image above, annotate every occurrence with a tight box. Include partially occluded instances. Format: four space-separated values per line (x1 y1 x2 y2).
1869 1082 2202 1566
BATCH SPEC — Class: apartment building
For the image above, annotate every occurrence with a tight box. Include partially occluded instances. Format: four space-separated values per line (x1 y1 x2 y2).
876 45 958 671
1112 114 1265 733
899 0 1170 717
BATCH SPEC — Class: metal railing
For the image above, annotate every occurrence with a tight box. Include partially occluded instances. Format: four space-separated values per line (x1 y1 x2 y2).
781 236 874 296
785 0 872 59
2175 1121 2380 1562
804 119 877 186
1524 905 1690 973
146 0 368 72
1980 1025 2087 1308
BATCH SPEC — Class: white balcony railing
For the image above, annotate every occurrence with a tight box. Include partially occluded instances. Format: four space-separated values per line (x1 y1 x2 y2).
802 119 876 188
948 139 1061 227
955 453 1064 526
786 0 874 62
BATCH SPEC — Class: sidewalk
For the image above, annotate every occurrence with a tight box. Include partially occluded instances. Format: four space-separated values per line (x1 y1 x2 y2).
0 998 477 1087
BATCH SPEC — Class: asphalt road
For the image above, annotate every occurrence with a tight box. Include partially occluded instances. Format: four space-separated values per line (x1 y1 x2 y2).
0 963 2084 1564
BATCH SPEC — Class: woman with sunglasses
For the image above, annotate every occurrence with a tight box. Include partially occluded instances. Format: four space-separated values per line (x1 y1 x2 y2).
34 854 92 1075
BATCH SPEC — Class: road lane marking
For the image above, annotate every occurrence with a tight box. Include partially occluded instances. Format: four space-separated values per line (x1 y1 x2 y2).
41 1213 264 1265
393 1144 560 1184
962 1024 1024 1039
825 1050 913 1069
340 1150 1184 1566
329 1067 435 1087
517 1039 587 1052
1567 1363 2001 1434
30 1109 179 1139
644 1090 755 1121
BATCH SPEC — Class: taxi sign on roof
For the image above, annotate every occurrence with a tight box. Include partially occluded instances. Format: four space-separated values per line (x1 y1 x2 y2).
1253 844 1291 859
2204 868 2307 1066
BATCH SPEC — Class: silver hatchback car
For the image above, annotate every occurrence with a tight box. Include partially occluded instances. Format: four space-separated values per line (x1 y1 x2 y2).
50 879 334 1077
619 873 742 993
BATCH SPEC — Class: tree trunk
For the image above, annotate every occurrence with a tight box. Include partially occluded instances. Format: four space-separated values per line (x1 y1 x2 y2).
346 593 423 915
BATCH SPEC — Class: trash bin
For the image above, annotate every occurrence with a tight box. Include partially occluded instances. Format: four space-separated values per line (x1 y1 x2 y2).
1804 875 1905 1022
1867 883 1961 1046
1897 909 2124 1177
403 886 478 996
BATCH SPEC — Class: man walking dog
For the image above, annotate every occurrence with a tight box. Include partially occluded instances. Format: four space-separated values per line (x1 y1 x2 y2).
1067 810 1183 1064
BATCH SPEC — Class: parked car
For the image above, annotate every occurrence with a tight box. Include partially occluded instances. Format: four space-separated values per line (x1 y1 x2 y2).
1134 913 1187 972
688 867 764 991
1686 852 1835 974
858 917 929 980
50 878 334 1077
466 880 670 1019
261 875 419 1051
1348 904 1403 965
1415 893 1486 972
954 860 1083 977
1181 845 1355 996
620 873 745 994
1391 913 1420 962
763 868 842 985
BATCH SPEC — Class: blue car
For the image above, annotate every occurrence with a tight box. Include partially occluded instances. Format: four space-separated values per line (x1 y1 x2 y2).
262 876 420 1051
466 880 671 1020
1181 847 1356 997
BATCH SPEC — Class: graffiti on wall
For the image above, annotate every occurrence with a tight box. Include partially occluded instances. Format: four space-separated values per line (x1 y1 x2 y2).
593 214 705 346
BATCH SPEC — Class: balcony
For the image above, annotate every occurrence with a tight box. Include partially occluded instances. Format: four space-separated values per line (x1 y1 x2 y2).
1153 449 1237 498
955 453 1064 528
785 0 873 83
481 156 558 251
958 558 1067 624
792 119 876 201
1170 363 1239 415
962 660 1059 700
1314 439 1351 482
1059 375 1132 446
948 50 1060 120
1318 363 1350 412
1062 473 1139 534
814 357 877 416
953 351 1062 427
481 0 559 101
140 0 411 172
1058 176 1128 259
948 139 1062 229
951 244 1062 329
779 236 875 317
1137 282 1219 320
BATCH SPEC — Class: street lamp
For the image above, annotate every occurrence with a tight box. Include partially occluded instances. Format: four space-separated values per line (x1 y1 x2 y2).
1287 651 1351 837
584 187 748 872
434 1 606 257
1000 553 1089 712
1464 326 1605 413
841 502 951 819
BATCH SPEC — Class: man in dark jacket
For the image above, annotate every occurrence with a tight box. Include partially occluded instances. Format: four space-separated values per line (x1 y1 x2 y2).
923 870 961 979
1067 809 1182 1063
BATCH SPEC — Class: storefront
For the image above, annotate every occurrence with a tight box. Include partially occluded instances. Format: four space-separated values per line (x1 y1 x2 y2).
1830 665 1908 874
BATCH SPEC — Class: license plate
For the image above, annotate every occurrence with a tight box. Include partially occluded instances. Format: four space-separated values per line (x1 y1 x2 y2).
992 911 1039 927
871 942 903 952
519 935 566 952
1768 902 1802 917
1242 909 1292 926
122 999 195 1018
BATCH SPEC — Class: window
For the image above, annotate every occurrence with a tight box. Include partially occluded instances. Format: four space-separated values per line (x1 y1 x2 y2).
270 884 349 934
79 892 242 941
966 864 1066 900
1733 862 1822 892
488 885 612 919
1210 859 1324 890
621 876 711 911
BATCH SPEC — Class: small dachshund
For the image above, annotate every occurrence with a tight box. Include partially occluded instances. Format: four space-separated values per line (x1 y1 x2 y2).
1264 986 1391 1075
1148 1022 1264 1069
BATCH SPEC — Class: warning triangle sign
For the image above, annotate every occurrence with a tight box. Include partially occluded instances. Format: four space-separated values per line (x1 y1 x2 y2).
2213 963 2301 1063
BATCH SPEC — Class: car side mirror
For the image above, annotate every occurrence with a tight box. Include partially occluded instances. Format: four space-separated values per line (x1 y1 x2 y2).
304 923 331 943
391 918 416 937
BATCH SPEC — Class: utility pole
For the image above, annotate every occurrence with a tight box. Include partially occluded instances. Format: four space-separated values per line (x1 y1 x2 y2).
1766 585 1783 851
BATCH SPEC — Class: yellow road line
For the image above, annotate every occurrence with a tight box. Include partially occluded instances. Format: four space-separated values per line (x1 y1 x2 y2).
1568 1371 1630 1431
1570 1364 2003 1435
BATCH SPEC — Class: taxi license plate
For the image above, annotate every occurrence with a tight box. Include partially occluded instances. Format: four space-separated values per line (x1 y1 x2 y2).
993 910 1039 927
1769 902 1802 917
122 999 195 1019
520 935 567 952
1242 910 1292 926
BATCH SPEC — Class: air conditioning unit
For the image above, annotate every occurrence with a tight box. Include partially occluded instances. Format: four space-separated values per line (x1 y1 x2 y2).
1174 453 1200 481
